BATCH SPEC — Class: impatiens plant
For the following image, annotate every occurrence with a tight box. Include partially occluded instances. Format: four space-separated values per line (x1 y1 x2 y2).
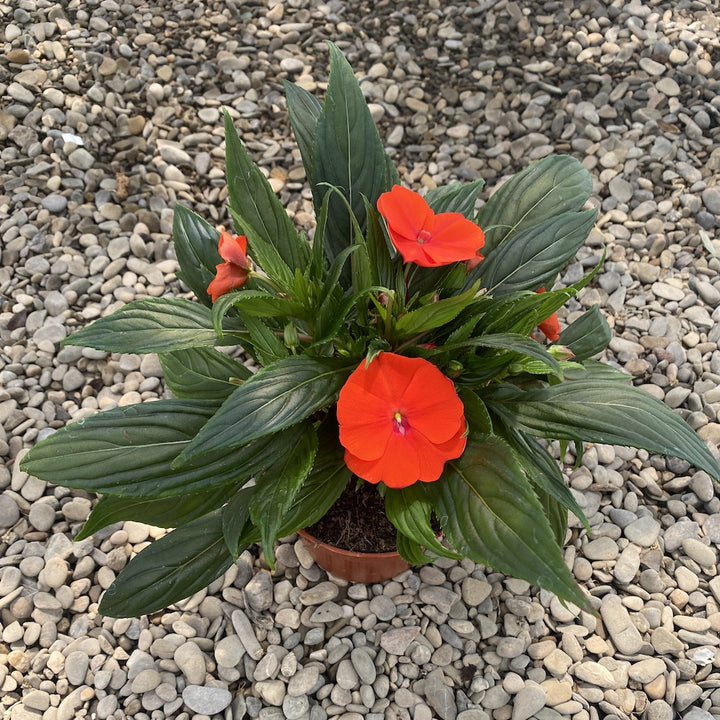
22 43 720 617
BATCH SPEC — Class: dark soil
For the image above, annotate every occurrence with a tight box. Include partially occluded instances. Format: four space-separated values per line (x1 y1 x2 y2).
304 481 398 553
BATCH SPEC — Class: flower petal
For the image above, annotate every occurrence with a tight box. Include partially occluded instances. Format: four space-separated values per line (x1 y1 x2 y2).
377 185 433 242
207 261 250 302
425 213 485 264
218 232 249 267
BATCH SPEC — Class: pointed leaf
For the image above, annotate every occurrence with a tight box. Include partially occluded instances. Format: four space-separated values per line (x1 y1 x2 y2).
475 155 592 256
172 205 221 307
313 43 394 270
224 110 309 272
240 314 289 366
487 380 720 479
250 425 318 567
98 509 233 617
396 533 433 566
159 347 252 401
20 399 307 497
425 179 485 217
285 80 323 184
222 486 255 558
76 486 233 541
63 298 245 353
176 356 354 464
478 209 597 295
428 436 588 607
558 306 611 360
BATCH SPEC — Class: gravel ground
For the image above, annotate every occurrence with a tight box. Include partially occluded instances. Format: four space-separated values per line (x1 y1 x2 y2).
2 1 720 719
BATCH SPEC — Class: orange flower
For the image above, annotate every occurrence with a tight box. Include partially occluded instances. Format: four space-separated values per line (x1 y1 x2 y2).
377 185 485 267
207 231 251 302
337 352 467 488
536 287 561 341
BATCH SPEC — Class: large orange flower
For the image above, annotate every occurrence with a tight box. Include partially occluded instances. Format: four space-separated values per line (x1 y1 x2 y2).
337 352 467 488
377 185 485 267
207 231 251 302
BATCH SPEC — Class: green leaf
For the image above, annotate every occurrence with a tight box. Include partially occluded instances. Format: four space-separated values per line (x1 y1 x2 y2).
250 425 318 568
63 298 244 354
222 486 255 558
313 43 394 272
558 306 612 360
396 533 433 566
159 347 252 401
475 155 592 256
429 436 588 607
224 110 310 273
20 399 307 498
478 287 575 337
425 178 485 217
176 356 354 464
277 420 351 535
395 284 481 339
501 426 589 531
76 486 233 541
98 509 233 617
537 488 569 546
487 380 720 479
384 484 461 560
172 205 221 307
478 209 598 295
211 290 306 338
561 359 631 382
365 202 399 291
447 333 561 375
240 314 289 366
458 389 493 437
284 80 323 183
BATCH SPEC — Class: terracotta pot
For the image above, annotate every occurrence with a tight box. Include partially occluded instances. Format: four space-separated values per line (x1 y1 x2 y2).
297 528 411 583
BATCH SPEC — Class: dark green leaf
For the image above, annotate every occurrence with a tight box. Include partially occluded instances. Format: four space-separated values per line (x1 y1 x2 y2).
445 333 560 375
222 486 255 558
63 298 244 354
313 43 394 272
98 509 233 617
425 179 486 217
487 380 720 479
538 488 569 546
501 426 588 530
457 389 493 437
172 205 221 307
159 347 251 401
475 155 592 256
384 484 461 560
428 436 588 607
284 80 323 182
561 360 631 382
176 356 353 464
250 425 318 568
278 420 350 534
558 306 612 360
20 399 307 497
76 486 233 541
478 209 597 295
395 284 481 339
224 110 309 273
211 290 306 338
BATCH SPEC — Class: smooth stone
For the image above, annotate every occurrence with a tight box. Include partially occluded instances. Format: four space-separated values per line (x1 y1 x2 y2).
350 647 376 685
380 626 421 655
423 672 457 720
600 595 644 654
511 685 546 720
181 685 232 714
310 601 344 623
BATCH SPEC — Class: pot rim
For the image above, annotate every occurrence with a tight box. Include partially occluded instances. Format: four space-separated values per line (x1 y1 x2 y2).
297 527 403 559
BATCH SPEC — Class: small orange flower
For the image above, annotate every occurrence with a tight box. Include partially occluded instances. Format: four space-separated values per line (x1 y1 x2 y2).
337 352 467 488
536 287 561 341
377 185 485 267
207 231 251 302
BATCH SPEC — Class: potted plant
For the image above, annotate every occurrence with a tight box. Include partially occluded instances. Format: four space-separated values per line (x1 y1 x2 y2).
21 43 720 618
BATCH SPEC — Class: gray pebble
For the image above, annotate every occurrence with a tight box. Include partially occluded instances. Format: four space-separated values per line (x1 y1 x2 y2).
181 685 232 714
